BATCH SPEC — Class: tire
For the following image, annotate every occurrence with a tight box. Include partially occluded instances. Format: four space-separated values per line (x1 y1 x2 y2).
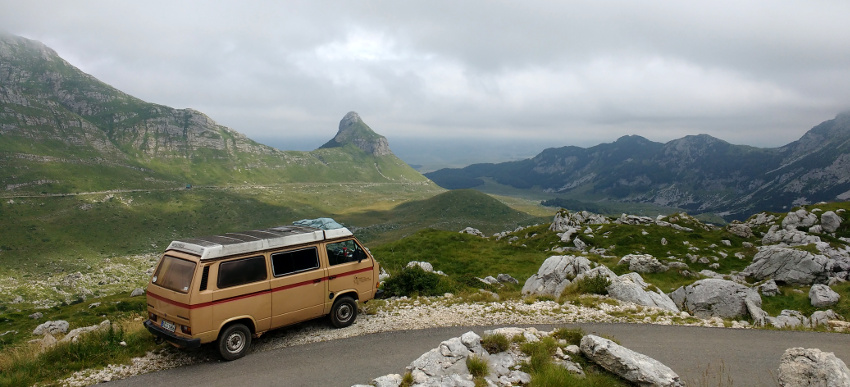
218 323 251 361
330 296 357 328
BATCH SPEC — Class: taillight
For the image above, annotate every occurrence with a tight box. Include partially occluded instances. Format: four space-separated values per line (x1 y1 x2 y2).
181 325 191 334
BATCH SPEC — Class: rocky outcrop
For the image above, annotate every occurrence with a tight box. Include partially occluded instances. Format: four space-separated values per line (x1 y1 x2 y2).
744 246 830 285
459 227 485 238
549 210 609 232
580 335 684 387
33 320 69 336
320 112 392 156
669 279 762 319
768 310 810 329
778 347 850 387
521 255 592 298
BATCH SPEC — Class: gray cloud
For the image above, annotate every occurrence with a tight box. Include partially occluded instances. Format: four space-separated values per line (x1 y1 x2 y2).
2 0 849 151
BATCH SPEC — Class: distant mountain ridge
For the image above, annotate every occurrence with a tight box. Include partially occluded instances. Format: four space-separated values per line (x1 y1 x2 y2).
426 113 850 220
0 33 428 194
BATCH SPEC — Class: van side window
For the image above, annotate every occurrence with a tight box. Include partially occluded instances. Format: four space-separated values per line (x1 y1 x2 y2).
271 247 319 276
218 255 267 288
326 240 367 266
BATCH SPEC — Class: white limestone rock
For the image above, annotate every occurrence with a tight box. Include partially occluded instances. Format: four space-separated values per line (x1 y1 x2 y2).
809 284 840 307
669 279 762 319
778 347 850 387
580 335 684 387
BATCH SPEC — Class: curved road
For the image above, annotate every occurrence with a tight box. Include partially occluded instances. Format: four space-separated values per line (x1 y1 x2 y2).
109 323 850 387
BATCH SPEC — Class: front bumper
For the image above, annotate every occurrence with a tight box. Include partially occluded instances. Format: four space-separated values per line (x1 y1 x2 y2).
144 319 201 349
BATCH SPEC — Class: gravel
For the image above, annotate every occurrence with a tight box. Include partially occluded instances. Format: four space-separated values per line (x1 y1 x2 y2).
59 294 726 386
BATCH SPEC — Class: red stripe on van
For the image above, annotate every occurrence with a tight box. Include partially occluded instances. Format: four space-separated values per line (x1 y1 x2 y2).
149 266 373 310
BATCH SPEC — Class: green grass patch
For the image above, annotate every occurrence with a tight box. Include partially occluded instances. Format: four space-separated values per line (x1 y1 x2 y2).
481 333 510 354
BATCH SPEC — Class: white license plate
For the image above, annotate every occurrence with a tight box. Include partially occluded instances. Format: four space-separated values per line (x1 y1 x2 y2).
161 319 176 332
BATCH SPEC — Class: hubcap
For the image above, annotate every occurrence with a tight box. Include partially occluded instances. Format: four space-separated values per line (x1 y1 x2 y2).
227 332 245 353
337 304 352 321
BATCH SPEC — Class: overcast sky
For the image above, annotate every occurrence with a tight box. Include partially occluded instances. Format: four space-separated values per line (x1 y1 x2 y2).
3 0 850 152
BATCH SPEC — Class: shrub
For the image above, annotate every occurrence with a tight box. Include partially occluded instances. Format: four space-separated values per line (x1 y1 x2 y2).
481 333 510 353
466 355 489 378
552 327 584 346
381 266 456 297
574 273 611 295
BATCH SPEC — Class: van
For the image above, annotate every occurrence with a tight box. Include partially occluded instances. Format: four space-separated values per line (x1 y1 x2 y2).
143 222 382 360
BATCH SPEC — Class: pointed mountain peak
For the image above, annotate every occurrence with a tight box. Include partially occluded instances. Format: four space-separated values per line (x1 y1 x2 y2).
320 111 392 156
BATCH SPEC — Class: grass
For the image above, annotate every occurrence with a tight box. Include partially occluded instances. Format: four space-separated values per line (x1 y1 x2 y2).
481 333 510 353
0 317 158 386
519 335 630 387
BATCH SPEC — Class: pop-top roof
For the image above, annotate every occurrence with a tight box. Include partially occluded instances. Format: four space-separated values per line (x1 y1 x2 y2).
166 225 353 260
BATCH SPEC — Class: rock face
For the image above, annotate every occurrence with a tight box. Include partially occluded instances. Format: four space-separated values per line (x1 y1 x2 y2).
521 255 591 298
809 284 840 307
320 111 392 156
778 347 850 387
580 335 684 387
669 279 761 319
744 246 830 285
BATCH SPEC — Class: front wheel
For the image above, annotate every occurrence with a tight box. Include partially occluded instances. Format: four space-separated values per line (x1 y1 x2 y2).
218 323 251 361
330 297 357 328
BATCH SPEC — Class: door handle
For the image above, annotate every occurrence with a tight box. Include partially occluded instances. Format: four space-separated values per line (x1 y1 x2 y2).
313 279 322 284
329 275 337 280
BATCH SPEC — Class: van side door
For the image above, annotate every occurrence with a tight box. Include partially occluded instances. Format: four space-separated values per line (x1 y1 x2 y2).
269 246 327 328
213 255 271 333
324 239 375 310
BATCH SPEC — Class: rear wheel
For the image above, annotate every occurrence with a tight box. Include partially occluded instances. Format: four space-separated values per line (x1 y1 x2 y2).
330 296 357 328
218 323 251 361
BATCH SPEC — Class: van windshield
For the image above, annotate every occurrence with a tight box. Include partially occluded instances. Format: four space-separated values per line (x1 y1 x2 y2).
152 255 196 293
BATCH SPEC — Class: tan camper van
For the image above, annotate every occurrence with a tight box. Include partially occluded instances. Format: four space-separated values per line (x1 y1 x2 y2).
143 223 382 360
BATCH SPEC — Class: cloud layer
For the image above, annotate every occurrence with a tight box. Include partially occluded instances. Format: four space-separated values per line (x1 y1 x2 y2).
3 0 849 149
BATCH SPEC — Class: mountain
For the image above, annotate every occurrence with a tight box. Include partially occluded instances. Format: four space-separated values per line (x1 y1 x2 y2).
426 114 850 220
0 33 428 195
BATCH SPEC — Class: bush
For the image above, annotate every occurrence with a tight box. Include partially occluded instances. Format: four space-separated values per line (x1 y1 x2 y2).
481 333 510 353
466 355 489 378
381 266 456 297
574 273 611 295
552 327 584 346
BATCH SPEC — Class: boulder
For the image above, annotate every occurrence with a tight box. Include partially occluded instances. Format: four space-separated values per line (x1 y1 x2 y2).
496 273 519 285
130 288 145 297
810 310 842 328
809 284 840 307
33 320 69 336
669 279 762 319
573 237 587 250
61 320 111 343
550 210 610 232
778 347 850 387
606 273 679 313
459 227 485 238
757 279 781 297
745 298 768 327
618 254 668 274
744 246 829 285
768 310 809 329
559 227 578 242
782 209 818 229
580 335 684 387
521 255 592 298
762 225 822 246
727 223 754 238
821 211 843 233
371 374 402 387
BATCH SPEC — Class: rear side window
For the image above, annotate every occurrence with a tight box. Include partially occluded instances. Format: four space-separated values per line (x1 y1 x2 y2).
218 256 267 288
272 247 319 276
152 255 196 293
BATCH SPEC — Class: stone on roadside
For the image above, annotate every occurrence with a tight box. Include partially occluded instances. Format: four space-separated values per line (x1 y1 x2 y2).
580 335 684 387
521 255 591 298
809 284 840 307
669 279 762 319
778 347 850 387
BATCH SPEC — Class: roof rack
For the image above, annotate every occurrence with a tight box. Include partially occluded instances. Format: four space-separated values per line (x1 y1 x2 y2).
166 225 353 260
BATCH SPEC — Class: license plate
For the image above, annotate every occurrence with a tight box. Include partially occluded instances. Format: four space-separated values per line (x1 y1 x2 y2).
161 319 176 332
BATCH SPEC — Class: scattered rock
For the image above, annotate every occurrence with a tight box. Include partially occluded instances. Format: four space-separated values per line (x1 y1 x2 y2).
727 223 754 238
778 347 850 387
61 320 111 343
130 288 145 297
606 273 679 313
768 310 809 329
809 284 840 307
29 312 43 320
580 334 684 387
810 310 842 328
496 273 519 285
821 211 843 233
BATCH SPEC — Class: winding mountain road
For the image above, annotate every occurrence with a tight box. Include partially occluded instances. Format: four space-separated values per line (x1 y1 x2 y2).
107 323 850 387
